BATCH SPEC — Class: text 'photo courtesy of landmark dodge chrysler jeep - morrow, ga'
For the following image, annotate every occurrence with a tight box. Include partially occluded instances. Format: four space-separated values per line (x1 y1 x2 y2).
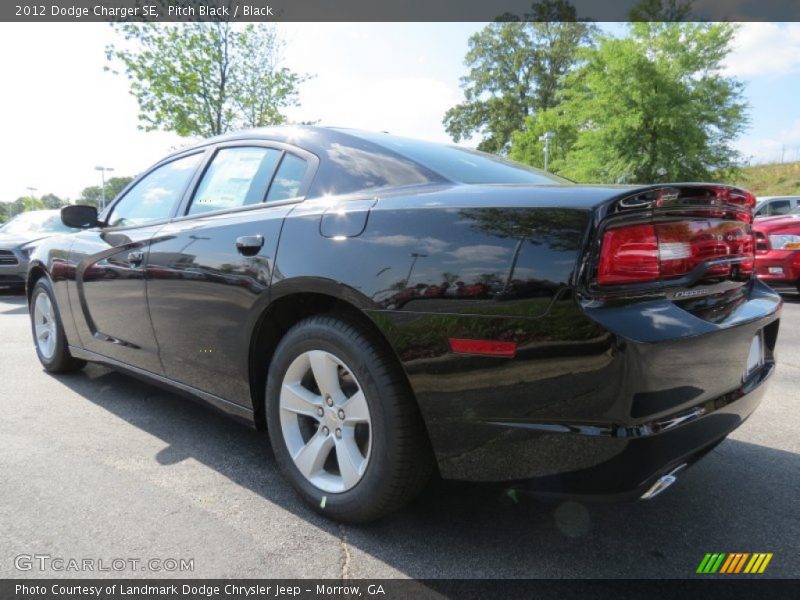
26 127 781 523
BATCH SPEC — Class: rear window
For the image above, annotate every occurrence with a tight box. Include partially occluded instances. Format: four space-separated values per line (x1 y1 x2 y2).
345 131 569 185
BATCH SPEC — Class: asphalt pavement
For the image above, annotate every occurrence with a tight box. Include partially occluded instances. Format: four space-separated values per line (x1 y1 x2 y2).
0 287 798 579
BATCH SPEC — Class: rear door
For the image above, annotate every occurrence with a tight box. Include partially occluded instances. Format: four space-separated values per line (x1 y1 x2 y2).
69 151 205 373
145 142 318 406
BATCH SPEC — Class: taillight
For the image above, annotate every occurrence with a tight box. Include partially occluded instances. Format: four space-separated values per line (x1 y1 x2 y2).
598 220 755 286
598 224 659 285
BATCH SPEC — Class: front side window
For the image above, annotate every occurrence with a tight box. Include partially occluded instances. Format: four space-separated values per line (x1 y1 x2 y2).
266 154 308 202
188 147 282 216
107 153 201 228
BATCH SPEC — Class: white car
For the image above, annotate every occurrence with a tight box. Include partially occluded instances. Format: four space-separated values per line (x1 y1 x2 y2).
0 210 78 288
754 196 800 218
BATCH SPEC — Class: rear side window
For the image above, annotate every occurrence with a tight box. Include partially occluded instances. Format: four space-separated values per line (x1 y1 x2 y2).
768 200 792 215
188 147 282 216
108 153 201 228
266 154 308 202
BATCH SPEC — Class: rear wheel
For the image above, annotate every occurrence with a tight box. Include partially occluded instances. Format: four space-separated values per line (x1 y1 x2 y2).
30 278 86 373
265 315 433 523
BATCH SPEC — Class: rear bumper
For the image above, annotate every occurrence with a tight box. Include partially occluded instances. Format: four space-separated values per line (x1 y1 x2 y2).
510 360 773 499
380 280 781 496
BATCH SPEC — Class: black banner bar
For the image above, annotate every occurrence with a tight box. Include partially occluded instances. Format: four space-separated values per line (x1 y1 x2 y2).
3 579 800 600
3 0 800 23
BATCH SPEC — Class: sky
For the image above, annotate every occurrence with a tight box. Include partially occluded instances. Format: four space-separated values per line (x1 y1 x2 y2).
0 21 799 202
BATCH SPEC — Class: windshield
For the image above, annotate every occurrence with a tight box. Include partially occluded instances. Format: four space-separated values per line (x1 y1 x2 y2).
340 130 571 185
0 211 78 236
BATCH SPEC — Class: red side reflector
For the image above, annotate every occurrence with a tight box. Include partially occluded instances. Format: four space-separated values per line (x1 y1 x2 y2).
448 338 517 358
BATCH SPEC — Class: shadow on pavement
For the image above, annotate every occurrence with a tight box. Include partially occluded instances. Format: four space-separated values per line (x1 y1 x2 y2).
50 363 800 578
0 287 28 315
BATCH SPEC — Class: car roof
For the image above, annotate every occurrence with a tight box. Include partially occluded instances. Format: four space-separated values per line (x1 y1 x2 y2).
166 125 390 160
757 196 800 202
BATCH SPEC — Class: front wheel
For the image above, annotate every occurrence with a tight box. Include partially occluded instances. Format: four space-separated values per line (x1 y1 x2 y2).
30 278 86 373
266 315 433 523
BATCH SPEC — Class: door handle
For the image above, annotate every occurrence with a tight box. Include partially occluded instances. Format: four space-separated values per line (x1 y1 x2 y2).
127 250 144 266
236 235 264 256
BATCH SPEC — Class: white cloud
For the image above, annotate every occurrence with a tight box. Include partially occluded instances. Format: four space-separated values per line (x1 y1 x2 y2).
369 235 450 254
447 245 509 262
735 118 800 164
284 75 460 144
723 23 800 78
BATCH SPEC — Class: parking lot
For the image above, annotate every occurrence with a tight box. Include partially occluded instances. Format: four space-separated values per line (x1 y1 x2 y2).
0 287 798 579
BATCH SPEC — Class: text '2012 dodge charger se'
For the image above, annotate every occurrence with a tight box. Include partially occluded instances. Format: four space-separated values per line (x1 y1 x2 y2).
26 127 780 522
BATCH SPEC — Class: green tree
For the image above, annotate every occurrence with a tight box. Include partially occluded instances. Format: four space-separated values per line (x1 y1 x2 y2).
78 176 134 208
508 105 577 171
106 23 309 137
39 193 67 210
628 0 693 21
511 22 748 183
11 196 44 214
443 0 595 153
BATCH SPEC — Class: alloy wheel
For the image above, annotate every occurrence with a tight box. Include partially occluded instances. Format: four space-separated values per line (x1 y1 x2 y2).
279 349 372 493
33 291 57 360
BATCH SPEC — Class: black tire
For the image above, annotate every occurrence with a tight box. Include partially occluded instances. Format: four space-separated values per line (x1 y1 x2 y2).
266 314 433 523
29 278 86 373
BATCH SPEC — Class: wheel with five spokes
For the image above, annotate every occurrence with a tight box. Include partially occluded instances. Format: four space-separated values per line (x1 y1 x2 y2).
29 278 86 373
266 315 433 523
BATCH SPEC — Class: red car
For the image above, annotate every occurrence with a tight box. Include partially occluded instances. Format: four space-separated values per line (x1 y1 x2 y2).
754 208 800 292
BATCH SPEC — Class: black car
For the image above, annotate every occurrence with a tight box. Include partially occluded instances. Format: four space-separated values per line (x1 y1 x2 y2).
27 127 781 522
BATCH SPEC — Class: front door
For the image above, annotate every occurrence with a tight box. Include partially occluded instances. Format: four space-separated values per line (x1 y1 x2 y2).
145 144 316 406
69 152 204 373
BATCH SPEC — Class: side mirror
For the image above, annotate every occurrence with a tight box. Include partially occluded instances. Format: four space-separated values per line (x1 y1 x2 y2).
61 205 99 229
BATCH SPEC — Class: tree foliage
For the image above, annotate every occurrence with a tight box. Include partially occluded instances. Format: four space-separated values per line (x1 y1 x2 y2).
510 22 748 183
107 23 309 137
628 0 693 21
443 0 595 153
78 176 134 208
39 194 68 210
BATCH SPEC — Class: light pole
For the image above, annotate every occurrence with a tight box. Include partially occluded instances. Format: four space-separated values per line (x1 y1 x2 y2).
25 187 38 214
405 252 427 287
539 131 556 172
95 166 114 211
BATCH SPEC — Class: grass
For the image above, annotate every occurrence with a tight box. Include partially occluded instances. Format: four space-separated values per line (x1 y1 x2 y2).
726 161 800 197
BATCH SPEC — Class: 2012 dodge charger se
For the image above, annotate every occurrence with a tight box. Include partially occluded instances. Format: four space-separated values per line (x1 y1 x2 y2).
26 127 781 522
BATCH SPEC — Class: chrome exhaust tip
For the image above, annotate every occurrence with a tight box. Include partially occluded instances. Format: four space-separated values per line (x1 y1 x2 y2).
640 464 687 500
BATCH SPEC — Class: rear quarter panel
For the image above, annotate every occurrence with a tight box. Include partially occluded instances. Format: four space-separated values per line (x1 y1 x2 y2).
272 187 624 479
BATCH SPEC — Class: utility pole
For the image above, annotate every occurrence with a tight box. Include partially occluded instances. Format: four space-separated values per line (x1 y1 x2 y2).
25 187 38 214
539 131 556 172
95 166 115 211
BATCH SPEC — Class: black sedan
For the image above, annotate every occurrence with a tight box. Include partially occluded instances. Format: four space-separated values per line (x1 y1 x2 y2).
26 127 781 522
